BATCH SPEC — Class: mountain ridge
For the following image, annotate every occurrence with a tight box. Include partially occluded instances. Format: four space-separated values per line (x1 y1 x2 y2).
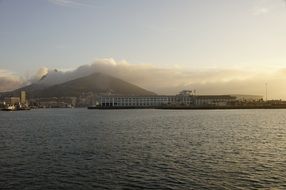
0 72 156 98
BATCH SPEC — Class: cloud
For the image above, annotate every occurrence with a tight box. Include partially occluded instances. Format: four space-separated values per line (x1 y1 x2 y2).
35 67 49 80
35 58 286 99
251 0 286 16
0 69 25 92
48 0 80 6
252 7 269 15
3 58 286 99
47 0 97 7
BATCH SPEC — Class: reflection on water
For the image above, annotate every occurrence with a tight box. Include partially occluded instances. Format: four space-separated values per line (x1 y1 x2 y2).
0 109 286 189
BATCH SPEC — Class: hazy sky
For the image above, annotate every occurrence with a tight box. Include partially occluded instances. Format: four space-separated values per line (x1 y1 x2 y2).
1 0 286 98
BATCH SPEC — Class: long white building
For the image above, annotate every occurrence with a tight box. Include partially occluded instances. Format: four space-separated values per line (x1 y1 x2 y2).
99 95 193 108
97 90 244 108
95 90 264 108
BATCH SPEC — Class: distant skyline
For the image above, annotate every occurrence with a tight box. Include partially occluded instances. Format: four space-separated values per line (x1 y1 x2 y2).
1 0 286 99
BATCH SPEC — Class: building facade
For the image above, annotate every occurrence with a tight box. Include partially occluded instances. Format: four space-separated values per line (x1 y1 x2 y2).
99 95 237 108
99 91 194 108
194 95 237 106
97 91 262 108
29 97 77 108
4 97 20 106
100 90 187 108
20 91 26 104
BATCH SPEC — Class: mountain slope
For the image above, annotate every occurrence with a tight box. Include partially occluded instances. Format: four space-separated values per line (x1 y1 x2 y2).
37 72 156 97
3 72 156 98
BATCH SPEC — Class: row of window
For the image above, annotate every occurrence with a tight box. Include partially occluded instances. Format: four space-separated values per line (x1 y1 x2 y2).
100 97 193 103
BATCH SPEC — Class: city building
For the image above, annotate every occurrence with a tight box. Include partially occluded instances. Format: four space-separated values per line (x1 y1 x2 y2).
4 97 20 106
194 95 237 106
97 90 263 108
99 91 194 108
231 95 263 102
29 97 77 108
77 92 96 107
20 91 26 105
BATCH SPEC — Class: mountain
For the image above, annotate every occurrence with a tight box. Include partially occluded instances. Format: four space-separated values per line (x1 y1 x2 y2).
1 72 156 98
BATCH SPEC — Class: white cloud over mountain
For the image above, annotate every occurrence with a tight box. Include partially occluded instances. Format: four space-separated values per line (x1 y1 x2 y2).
2 58 286 99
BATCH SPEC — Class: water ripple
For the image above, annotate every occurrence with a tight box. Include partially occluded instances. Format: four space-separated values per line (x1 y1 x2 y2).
0 109 286 189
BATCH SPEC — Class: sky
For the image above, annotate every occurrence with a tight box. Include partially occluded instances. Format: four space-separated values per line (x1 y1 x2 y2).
0 0 286 99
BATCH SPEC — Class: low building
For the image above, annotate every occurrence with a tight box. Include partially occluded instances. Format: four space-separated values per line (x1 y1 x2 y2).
194 95 237 106
98 91 194 108
30 97 77 108
101 95 177 108
231 94 263 102
77 92 96 107
97 91 263 108
4 97 20 105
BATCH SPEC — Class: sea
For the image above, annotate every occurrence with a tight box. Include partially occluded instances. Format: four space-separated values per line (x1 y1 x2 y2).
0 109 286 190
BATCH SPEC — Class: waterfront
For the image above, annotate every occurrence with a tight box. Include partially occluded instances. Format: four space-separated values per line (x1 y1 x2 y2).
1 109 286 189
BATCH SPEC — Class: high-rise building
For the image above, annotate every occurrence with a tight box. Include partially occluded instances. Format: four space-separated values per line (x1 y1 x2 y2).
20 91 26 104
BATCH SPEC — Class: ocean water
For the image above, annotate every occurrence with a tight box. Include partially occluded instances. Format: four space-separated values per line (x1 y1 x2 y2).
0 109 286 190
